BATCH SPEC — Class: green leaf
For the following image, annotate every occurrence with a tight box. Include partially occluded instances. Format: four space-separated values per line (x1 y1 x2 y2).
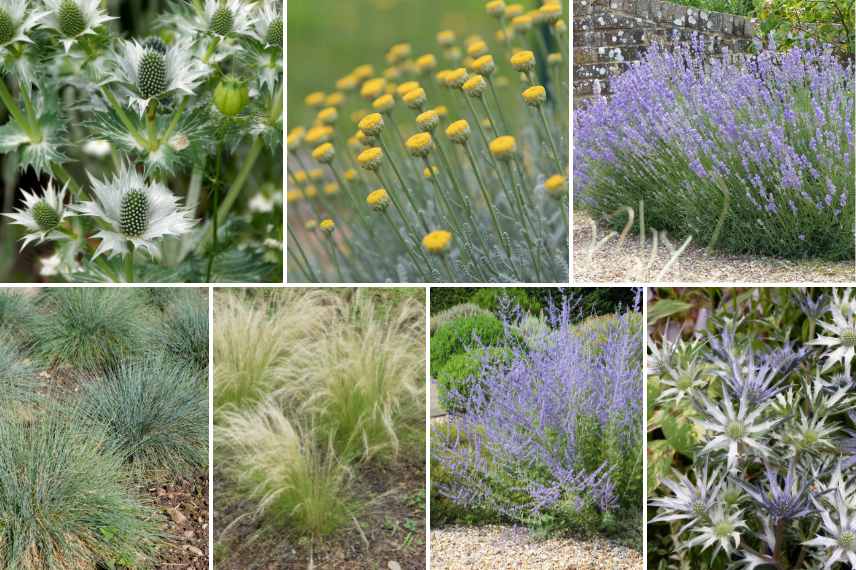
661 409 697 457
648 299 693 324
647 440 675 497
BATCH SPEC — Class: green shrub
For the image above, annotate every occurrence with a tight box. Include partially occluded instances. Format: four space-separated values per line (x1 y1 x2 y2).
514 314 552 351
430 303 493 333
435 347 513 413
33 288 152 372
430 314 506 375
155 289 209 375
756 0 854 59
573 312 643 357
78 357 208 476
470 287 540 315
0 411 160 569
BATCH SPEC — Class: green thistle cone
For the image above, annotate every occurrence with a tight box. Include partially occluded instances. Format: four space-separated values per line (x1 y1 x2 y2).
210 7 234 35
142 36 167 55
0 9 14 45
138 50 167 99
58 0 86 37
119 190 149 237
265 19 282 47
32 201 60 231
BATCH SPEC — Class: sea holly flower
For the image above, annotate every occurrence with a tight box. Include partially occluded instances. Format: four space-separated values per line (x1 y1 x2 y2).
0 0 49 55
804 491 856 569
73 164 195 258
43 0 115 53
685 506 747 558
843 412 856 468
657 356 707 406
649 462 724 533
252 0 282 49
2 179 72 250
108 38 206 117
811 296 856 375
196 0 257 39
735 463 815 522
695 391 781 472
786 411 840 455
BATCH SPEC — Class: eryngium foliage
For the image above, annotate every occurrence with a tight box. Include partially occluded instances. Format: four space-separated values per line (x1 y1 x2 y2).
79 357 208 476
433 296 643 528
0 410 160 569
575 38 854 261
33 287 152 371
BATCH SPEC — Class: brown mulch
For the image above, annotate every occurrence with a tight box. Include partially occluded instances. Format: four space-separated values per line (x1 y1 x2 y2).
573 212 854 283
214 457 426 570
150 473 210 569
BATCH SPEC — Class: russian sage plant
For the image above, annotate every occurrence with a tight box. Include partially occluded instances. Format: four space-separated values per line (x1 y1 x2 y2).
575 38 854 261
433 293 642 534
648 287 856 569
0 0 283 282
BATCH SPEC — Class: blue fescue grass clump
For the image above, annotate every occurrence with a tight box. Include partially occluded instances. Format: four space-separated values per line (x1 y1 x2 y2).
33 287 153 372
0 409 161 569
575 38 854 261
0 290 40 339
79 357 208 476
153 288 209 376
433 294 643 538
0 334 38 405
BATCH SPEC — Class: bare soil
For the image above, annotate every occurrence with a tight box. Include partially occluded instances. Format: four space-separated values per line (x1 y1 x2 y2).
214 456 426 570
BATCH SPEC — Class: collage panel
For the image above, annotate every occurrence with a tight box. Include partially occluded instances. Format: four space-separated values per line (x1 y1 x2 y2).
286 0 569 283
647 287 856 569
212 287 427 569
572 0 855 283
0 0 284 284
0 286 210 569
429 287 643 569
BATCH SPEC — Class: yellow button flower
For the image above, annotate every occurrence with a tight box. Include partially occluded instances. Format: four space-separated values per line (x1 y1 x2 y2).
416 110 440 133
522 85 547 106
317 107 337 125
286 189 304 203
360 77 387 101
357 147 384 171
485 0 506 18
416 54 437 73
462 75 488 98
467 40 488 58
544 174 567 197
305 125 333 146
511 50 536 72
403 87 427 109
396 81 420 97
366 188 390 211
436 30 456 47
490 136 517 160
446 120 471 144
304 91 325 108
336 75 357 92
352 64 374 81
422 230 453 254
472 54 496 76
445 68 469 89
286 127 304 150
511 14 532 32
311 142 335 164
372 94 395 112
358 113 385 136
405 132 434 157
506 4 524 17
319 219 336 234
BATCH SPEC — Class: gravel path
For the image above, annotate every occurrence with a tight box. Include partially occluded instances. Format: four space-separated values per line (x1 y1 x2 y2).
573 213 854 283
431 525 642 570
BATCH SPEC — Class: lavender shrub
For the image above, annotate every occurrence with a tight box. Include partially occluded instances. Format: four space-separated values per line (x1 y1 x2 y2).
433 297 642 536
574 38 854 261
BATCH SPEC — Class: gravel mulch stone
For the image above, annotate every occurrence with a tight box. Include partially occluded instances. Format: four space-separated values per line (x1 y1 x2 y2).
573 213 854 283
431 525 642 570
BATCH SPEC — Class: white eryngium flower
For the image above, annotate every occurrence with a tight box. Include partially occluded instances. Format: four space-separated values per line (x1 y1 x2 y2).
2 179 72 250
0 0 49 53
43 0 115 53
649 462 724 533
696 391 782 472
804 491 856 569
811 296 856 376
109 38 206 117
685 506 747 558
74 165 195 258
252 0 282 49
200 0 256 38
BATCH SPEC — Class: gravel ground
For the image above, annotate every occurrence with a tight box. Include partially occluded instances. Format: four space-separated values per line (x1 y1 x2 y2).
431 525 642 570
573 213 854 283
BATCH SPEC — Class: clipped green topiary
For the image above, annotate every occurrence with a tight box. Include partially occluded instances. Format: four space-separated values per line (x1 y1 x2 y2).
430 314 506 376
33 288 152 372
470 287 541 315
435 347 513 413
0 409 161 569
430 303 493 333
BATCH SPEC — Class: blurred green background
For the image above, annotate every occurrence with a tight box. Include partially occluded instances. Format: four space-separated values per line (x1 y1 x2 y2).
286 0 557 126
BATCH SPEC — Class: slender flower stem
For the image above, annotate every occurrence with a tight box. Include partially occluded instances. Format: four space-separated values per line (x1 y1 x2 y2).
438 255 454 281
504 162 542 280
487 77 509 134
325 239 344 281
375 169 421 243
206 143 222 283
377 137 429 232
160 96 188 145
381 210 430 282
287 224 319 282
328 161 375 238
462 94 492 152
536 105 564 175
19 85 42 142
124 242 135 283
461 143 515 267
215 137 262 223
0 79 35 139
478 98 500 137
101 86 148 148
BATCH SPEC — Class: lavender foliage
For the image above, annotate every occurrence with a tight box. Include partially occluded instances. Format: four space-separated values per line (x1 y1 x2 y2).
433 297 642 529
574 38 854 260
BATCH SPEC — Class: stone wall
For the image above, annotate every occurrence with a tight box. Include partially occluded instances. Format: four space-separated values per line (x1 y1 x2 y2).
573 0 756 99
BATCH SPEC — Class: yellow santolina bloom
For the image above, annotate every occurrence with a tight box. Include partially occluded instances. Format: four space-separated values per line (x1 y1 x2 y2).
403 88 427 109
423 165 439 178
530 7 548 24
446 119 471 144
357 147 384 170
522 85 547 106
360 77 387 101
366 188 390 211
345 168 358 181
305 91 325 108
305 125 333 146
326 92 346 107
490 136 517 160
336 75 358 92
308 168 325 181
511 50 536 72
416 109 440 132
358 112 385 136
311 142 335 164
293 170 308 184
544 174 567 196
436 30 456 47
353 64 374 81
286 189 304 203
355 130 375 147
422 230 452 254
540 2 562 23
286 128 304 150
435 69 451 86
384 67 401 81
304 219 317 231
319 219 336 234
467 40 488 58
434 105 448 117
555 19 567 33
388 42 412 64
416 54 437 73
462 75 488 97
396 81 420 97
472 54 496 76
511 15 533 32
446 68 469 89
323 183 339 195
485 0 506 17
372 94 395 112
317 107 338 125
406 132 434 157
506 3 524 17
548 52 563 65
